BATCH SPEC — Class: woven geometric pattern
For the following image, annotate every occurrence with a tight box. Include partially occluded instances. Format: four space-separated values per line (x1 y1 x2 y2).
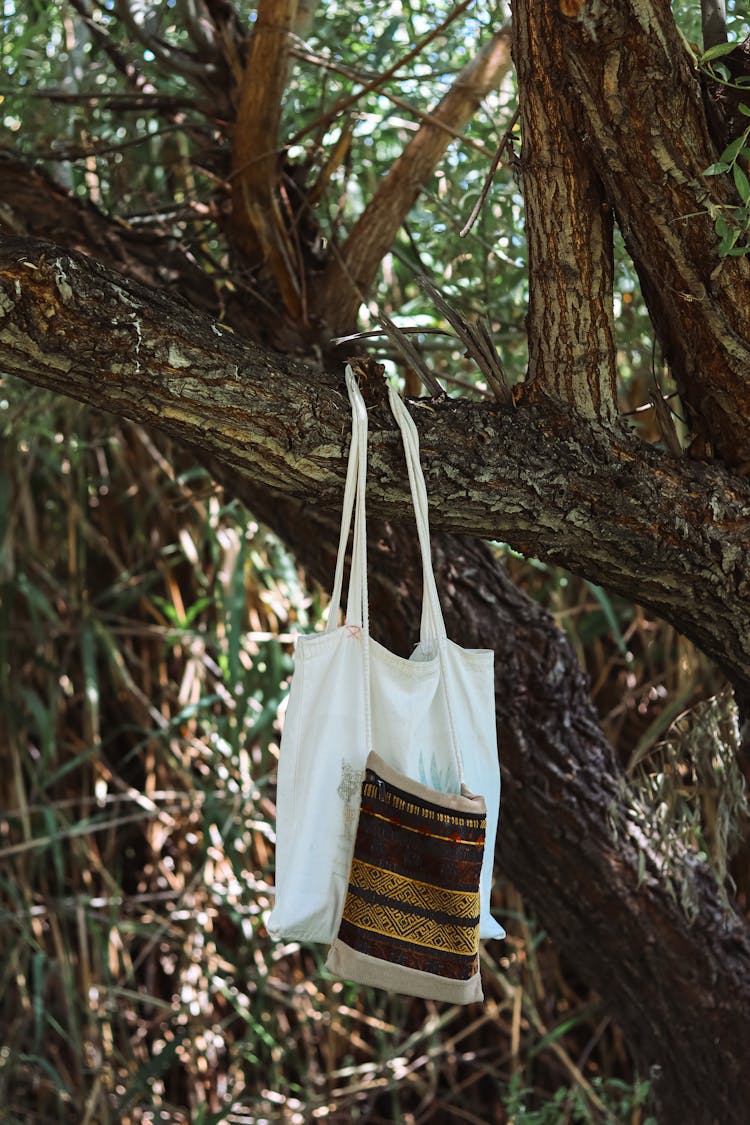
338 761 485 981
348 858 480 921
342 893 480 955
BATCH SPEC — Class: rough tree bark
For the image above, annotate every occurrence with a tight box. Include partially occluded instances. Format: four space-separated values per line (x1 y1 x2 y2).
231 0 305 316
554 0 750 469
514 0 617 420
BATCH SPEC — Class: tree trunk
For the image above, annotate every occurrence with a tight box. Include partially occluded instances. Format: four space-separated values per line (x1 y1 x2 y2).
553 0 750 469
514 0 618 420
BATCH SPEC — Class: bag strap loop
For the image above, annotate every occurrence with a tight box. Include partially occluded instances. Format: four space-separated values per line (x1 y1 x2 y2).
328 368 449 645
327 365 464 785
327 364 369 633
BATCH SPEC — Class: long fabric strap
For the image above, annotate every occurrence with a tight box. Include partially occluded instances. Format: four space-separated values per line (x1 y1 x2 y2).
388 384 465 785
326 366 464 784
387 385 446 649
328 369 448 643
327 365 369 634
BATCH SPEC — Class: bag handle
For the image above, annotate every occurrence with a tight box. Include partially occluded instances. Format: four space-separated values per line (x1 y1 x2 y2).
327 365 369 634
327 368 448 647
326 367 465 786
387 383 465 786
387 384 448 649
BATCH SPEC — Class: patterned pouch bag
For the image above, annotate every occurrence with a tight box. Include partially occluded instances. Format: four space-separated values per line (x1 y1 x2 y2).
326 751 485 1003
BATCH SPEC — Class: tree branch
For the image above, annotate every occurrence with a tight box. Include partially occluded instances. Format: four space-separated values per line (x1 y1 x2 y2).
314 30 512 337
514 0 617 421
230 0 303 317
557 0 750 469
1 234 750 691
286 0 476 151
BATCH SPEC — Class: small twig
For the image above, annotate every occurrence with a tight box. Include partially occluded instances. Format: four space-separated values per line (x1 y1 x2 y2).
333 329 495 397
418 275 511 403
286 0 476 147
15 89 197 111
620 391 681 418
287 46 494 160
331 326 454 345
650 343 684 457
375 312 446 398
114 0 218 83
69 0 149 92
36 123 186 163
460 104 520 237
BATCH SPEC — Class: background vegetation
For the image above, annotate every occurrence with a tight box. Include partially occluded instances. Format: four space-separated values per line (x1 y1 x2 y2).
2 0 749 1121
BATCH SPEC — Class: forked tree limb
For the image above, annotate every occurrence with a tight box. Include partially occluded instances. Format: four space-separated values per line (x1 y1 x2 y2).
555 0 750 468
314 29 513 337
1 235 750 693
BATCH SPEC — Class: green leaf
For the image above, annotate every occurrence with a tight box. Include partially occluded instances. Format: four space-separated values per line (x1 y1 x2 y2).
703 161 730 176
719 135 747 165
719 227 741 255
586 582 629 656
733 162 750 202
701 41 737 62
740 103 750 118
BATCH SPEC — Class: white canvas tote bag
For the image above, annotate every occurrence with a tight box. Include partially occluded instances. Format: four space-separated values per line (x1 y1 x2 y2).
267 366 504 945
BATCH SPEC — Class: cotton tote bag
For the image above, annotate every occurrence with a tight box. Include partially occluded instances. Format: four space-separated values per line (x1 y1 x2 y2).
266 366 504 945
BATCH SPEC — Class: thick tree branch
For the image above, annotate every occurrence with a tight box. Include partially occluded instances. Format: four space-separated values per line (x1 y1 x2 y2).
557 0 750 469
514 0 617 420
0 153 220 316
230 0 303 317
1 234 750 692
315 30 512 337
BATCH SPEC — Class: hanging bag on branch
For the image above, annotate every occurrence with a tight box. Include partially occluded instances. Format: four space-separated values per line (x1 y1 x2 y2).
267 366 504 962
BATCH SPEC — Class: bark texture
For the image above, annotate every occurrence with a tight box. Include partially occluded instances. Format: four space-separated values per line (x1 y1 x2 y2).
231 0 303 316
514 0 618 419
435 536 749 1125
1 236 749 693
553 0 750 468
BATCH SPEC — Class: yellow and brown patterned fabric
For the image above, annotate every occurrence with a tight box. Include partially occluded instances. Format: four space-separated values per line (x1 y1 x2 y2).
326 752 486 1004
